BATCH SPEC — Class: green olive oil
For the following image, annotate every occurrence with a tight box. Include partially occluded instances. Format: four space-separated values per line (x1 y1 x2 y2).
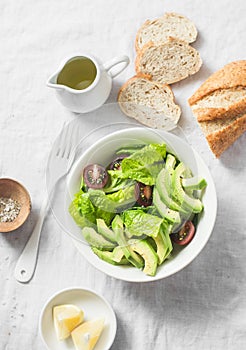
57 57 97 90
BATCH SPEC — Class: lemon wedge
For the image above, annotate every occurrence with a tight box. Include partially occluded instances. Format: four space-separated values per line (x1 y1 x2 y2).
53 304 84 340
71 318 105 350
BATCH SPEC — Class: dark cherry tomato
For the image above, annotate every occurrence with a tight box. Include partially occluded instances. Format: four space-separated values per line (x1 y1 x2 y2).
135 182 153 207
171 220 195 245
108 154 128 171
83 164 108 189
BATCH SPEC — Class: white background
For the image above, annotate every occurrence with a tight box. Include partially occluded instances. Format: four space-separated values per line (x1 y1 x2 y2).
0 0 246 349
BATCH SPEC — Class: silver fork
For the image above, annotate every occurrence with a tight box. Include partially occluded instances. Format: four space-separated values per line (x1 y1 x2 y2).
14 121 80 283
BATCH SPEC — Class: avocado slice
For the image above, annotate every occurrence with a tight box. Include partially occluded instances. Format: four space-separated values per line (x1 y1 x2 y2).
172 163 204 213
82 227 116 250
160 224 173 259
111 246 126 263
111 215 144 269
164 154 177 197
91 247 129 265
165 154 177 170
151 230 168 265
160 155 189 213
151 224 173 265
128 239 158 276
182 176 207 191
153 188 181 224
96 219 117 243
156 168 184 212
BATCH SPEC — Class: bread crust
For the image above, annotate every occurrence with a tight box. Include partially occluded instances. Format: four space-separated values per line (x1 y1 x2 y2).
203 114 246 157
189 61 246 105
135 19 152 52
192 98 246 122
135 41 155 76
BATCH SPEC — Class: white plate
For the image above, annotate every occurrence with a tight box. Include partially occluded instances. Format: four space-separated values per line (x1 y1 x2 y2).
65 127 217 282
39 287 117 350
66 127 217 282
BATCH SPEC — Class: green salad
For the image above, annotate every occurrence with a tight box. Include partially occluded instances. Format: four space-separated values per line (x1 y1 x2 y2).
69 143 207 276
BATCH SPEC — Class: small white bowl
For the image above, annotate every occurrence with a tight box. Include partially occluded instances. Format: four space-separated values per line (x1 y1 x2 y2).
65 127 217 282
39 287 117 350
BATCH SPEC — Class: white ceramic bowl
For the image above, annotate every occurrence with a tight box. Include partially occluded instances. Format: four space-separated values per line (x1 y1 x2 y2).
39 287 117 350
65 127 217 282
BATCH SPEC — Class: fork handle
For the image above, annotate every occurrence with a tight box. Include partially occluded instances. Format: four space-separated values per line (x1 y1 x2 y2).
14 197 49 283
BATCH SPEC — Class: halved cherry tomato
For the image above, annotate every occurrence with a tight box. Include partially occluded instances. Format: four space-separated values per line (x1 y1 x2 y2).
135 182 153 207
83 164 108 189
171 220 195 245
108 154 128 171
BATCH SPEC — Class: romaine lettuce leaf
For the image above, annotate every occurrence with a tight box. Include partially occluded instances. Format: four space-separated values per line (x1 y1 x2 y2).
103 170 133 193
107 184 136 204
95 207 115 226
151 144 167 158
127 143 166 164
121 144 166 185
70 190 113 227
88 189 116 213
121 159 155 185
116 144 146 155
123 209 163 238
69 193 96 228
88 185 136 213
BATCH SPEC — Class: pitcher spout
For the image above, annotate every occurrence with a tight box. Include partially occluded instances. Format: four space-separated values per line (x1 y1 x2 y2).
46 72 63 90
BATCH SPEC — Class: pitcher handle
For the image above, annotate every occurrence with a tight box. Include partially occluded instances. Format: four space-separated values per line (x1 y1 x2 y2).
103 55 130 78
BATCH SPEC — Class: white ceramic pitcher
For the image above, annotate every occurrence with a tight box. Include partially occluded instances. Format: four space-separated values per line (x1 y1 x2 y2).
47 53 130 113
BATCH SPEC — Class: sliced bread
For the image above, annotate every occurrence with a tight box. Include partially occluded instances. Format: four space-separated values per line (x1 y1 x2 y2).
188 61 246 157
190 87 246 122
189 61 246 121
118 75 181 130
189 60 246 105
199 114 246 158
135 12 198 52
135 38 202 85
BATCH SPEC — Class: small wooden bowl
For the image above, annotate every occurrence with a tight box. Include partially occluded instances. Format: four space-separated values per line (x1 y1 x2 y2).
0 178 31 233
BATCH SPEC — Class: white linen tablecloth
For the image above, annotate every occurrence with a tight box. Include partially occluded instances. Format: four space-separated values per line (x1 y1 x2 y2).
0 0 246 349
